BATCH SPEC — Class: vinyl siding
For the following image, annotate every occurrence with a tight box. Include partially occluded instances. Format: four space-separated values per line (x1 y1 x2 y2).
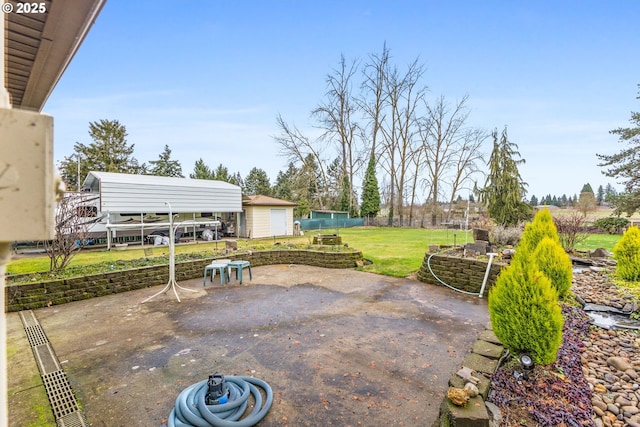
244 206 294 238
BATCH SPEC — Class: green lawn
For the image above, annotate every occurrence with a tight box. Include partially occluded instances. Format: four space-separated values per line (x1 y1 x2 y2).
7 239 297 276
7 228 469 278
332 227 471 277
575 233 621 252
7 227 622 279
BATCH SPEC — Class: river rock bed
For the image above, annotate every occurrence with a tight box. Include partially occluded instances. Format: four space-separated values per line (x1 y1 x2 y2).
573 268 640 427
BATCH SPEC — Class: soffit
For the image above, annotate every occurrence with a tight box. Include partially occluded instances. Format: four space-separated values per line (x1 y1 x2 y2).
5 0 106 111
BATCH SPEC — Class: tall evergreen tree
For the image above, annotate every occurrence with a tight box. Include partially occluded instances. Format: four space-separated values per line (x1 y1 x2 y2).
360 154 380 219
597 84 640 215
148 145 183 177
244 167 272 196
273 163 298 201
476 127 531 226
596 185 605 206
213 164 232 182
190 158 215 180
580 183 594 195
604 183 618 203
230 172 243 188
59 119 143 189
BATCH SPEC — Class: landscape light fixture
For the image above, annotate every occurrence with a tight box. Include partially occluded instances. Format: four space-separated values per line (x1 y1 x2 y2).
519 353 534 379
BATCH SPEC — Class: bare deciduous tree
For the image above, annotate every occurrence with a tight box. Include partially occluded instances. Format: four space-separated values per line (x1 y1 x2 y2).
445 128 487 221
377 58 427 226
272 43 486 226
274 114 329 210
312 55 363 215
554 211 589 252
419 95 472 225
44 193 91 272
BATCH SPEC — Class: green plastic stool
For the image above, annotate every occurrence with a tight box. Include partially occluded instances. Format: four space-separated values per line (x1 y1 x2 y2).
227 260 252 284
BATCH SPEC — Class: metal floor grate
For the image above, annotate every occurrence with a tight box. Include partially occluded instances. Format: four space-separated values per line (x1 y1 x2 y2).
19 310 88 426
42 370 79 419
25 324 49 346
57 411 89 427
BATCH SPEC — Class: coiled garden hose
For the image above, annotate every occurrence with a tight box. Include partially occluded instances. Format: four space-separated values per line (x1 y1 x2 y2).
168 375 273 427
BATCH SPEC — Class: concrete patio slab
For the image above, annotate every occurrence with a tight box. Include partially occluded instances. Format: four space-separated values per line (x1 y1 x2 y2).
8 265 489 426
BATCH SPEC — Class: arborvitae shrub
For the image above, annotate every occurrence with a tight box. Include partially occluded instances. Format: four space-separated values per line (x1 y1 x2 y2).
488 257 564 365
614 226 640 281
532 236 573 298
516 208 560 259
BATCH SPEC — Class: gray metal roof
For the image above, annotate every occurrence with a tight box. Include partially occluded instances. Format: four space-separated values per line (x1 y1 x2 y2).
84 171 243 213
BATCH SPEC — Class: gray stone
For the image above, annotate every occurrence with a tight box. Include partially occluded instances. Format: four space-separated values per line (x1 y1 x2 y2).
440 395 489 427
624 405 640 415
473 228 490 242
449 373 492 400
501 248 515 259
608 356 633 372
593 400 608 411
456 366 480 384
591 247 611 258
605 373 618 383
466 241 488 255
484 401 502 425
584 304 624 314
608 403 620 415
478 329 502 345
461 353 499 375
615 396 633 406
472 340 504 359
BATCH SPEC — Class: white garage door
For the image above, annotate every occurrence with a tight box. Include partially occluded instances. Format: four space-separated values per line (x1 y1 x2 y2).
270 209 287 236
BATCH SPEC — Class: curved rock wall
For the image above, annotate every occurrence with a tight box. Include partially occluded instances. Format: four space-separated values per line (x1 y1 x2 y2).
4 249 363 312
416 253 505 294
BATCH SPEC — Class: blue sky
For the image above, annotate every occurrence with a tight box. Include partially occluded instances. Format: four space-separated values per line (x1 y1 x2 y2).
45 0 640 201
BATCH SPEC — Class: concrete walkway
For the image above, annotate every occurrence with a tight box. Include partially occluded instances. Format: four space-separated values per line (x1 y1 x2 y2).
8 265 489 426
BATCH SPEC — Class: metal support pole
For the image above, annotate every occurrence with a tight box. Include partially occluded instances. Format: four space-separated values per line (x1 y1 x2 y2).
2 4 12 424
479 252 498 298
106 214 111 250
1 242 11 427
142 202 197 303
76 154 81 191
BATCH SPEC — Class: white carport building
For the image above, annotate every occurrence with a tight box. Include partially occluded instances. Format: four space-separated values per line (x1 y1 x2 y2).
81 171 242 246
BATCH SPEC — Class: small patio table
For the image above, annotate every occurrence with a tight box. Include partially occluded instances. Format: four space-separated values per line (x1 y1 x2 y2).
227 260 252 284
203 259 231 286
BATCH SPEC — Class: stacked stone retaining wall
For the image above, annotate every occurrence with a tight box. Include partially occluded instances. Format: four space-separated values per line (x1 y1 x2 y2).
416 253 505 295
5 249 363 312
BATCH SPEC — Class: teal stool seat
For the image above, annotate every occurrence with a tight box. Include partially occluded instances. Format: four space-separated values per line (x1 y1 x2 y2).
203 260 231 286
227 260 252 284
